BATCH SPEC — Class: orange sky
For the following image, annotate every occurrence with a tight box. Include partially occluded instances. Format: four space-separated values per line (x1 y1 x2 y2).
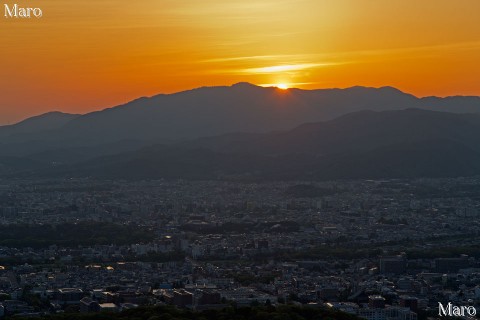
1 0 480 124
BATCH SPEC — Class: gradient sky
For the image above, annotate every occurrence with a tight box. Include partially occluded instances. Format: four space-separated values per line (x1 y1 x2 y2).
1 0 480 124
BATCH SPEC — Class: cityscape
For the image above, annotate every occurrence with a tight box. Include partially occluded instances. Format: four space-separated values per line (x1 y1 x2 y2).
1 177 480 318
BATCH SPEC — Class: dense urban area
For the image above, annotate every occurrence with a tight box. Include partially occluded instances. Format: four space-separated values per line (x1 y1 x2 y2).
1 177 480 319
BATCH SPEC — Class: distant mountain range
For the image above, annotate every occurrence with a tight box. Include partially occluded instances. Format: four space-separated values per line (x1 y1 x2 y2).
2 83 480 180
56 109 480 180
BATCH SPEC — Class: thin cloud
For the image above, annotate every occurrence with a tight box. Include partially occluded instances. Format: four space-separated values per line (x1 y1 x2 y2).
259 82 324 87
240 63 337 74
203 54 304 63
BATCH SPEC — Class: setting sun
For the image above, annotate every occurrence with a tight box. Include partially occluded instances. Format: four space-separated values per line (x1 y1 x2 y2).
277 84 289 90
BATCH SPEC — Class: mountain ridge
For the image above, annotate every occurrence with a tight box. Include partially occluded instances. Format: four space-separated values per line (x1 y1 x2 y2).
0 111 80 138
5 108 480 181
3 83 480 172
5 83 480 129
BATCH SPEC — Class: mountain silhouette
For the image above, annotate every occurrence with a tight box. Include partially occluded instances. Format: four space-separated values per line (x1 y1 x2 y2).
0 111 79 140
2 83 480 161
188 108 480 156
2 84 480 179
17 108 480 180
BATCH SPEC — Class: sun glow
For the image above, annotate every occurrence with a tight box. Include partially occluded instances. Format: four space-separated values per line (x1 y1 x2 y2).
277 83 289 90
